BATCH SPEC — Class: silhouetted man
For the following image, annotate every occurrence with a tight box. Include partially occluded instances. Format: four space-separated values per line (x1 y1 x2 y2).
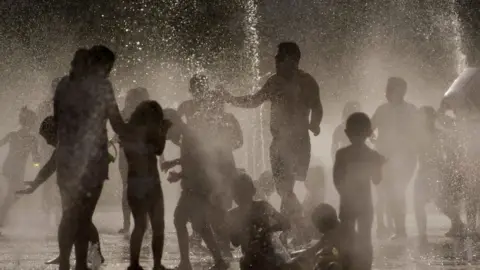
371 77 418 240
224 42 322 242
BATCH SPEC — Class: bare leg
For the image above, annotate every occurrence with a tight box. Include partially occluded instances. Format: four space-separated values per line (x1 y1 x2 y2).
148 186 165 270
120 152 131 233
0 181 19 227
356 209 374 270
129 201 147 269
174 192 193 270
414 182 428 243
75 184 103 270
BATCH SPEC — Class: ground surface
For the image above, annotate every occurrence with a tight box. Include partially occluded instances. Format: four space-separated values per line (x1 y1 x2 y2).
1 209 480 270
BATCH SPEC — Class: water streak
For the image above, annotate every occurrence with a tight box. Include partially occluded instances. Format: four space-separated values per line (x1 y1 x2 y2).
451 0 466 74
243 0 264 177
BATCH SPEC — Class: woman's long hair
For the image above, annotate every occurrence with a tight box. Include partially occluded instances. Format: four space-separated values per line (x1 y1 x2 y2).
129 100 163 128
129 101 165 146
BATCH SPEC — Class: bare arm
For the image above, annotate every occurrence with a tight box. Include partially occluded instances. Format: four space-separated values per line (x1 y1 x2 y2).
177 101 190 119
372 153 385 185
17 149 57 194
333 151 346 193
0 133 11 148
32 149 57 187
306 74 323 127
227 79 272 109
30 137 41 164
227 114 243 150
331 126 341 160
103 80 126 135
149 129 168 156
226 210 242 247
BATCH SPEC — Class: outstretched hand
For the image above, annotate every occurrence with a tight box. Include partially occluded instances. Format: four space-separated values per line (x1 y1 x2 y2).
16 181 37 195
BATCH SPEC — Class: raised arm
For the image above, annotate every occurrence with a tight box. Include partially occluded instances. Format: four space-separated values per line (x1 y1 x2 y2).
226 78 273 109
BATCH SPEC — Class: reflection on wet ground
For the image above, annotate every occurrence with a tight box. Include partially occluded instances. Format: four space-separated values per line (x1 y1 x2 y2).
1 211 480 269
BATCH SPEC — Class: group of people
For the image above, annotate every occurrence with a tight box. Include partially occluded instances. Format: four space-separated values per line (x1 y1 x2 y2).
0 40 475 270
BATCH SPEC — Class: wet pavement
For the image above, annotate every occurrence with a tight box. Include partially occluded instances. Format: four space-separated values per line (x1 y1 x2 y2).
1 209 480 269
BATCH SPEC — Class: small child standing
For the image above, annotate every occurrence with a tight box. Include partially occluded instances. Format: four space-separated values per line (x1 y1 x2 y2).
117 87 150 234
227 171 290 270
0 107 40 228
120 101 171 270
333 112 385 270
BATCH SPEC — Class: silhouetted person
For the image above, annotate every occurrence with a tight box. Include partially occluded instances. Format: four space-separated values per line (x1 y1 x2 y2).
371 77 418 240
116 87 150 234
54 46 124 270
162 109 228 270
224 42 323 244
175 78 243 254
176 74 212 248
120 101 171 270
0 107 40 229
438 132 466 238
227 171 290 270
334 112 385 270
413 106 445 246
16 115 106 265
202 90 243 258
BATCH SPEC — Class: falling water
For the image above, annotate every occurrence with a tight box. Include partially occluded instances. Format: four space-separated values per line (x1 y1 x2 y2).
451 0 466 74
243 0 264 177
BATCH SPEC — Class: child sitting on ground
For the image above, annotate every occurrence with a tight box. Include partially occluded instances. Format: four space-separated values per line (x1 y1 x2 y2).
289 203 346 270
227 170 290 270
